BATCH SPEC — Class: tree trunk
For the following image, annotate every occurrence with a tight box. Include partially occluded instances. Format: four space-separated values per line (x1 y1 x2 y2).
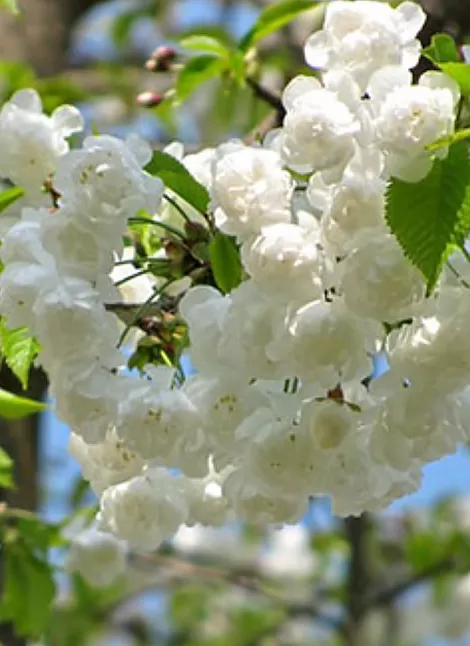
344 515 376 646
0 0 102 76
0 367 47 646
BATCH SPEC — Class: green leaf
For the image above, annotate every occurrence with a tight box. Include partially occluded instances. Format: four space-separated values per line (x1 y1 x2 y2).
228 607 284 644
423 33 460 63
111 8 155 46
180 35 229 58
176 24 235 48
386 141 470 292
0 446 14 489
230 50 247 85
209 232 243 294
0 186 24 214
34 77 88 115
0 323 40 390
0 61 35 102
239 0 320 53
405 531 447 571
439 62 470 96
176 54 225 102
0 388 46 419
69 475 91 508
422 35 470 96
0 541 56 637
170 585 210 631
145 150 210 214
15 516 63 551
0 0 19 15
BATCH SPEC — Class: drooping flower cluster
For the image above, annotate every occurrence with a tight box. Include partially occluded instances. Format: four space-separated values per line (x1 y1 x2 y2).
1 0 470 585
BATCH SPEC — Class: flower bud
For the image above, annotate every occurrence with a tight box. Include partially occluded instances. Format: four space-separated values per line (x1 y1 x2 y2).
145 45 177 72
136 91 165 108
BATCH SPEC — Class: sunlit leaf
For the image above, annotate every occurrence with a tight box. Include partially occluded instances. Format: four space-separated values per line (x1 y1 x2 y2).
386 142 470 292
0 0 19 15
0 388 46 420
239 0 321 52
0 446 14 489
145 150 210 214
0 186 24 214
0 322 40 390
180 35 229 58
176 54 225 102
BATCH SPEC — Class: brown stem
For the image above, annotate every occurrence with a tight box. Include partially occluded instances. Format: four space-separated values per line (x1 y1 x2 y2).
246 77 285 115
343 515 375 646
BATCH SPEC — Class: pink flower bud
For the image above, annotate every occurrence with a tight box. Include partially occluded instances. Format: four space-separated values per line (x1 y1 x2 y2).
136 91 165 108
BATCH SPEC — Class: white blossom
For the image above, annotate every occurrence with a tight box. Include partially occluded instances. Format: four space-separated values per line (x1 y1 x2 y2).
339 231 425 321
304 1 426 91
241 223 325 303
100 468 190 551
279 75 360 174
369 67 459 180
211 142 293 239
0 89 83 190
66 526 127 587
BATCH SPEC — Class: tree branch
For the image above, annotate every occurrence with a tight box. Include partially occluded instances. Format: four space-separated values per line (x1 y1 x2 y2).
130 550 340 631
363 557 455 610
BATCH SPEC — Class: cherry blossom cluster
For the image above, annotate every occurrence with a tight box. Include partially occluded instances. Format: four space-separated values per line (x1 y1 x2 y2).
0 0 470 586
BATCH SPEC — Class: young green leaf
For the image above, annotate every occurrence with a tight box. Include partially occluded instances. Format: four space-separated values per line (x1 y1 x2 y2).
422 34 470 96
180 35 229 58
16 515 64 551
0 446 14 489
0 186 25 214
145 150 210 214
422 33 459 64
111 12 137 45
0 388 46 419
0 323 40 390
386 141 470 292
111 8 155 46
405 531 448 572
239 0 321 53
176 54 225 102
0 0 19 14
209 232 242 294
439 62 470 96
0 541 56 638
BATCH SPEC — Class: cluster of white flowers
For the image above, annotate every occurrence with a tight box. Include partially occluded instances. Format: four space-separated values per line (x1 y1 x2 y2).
1 0 470 584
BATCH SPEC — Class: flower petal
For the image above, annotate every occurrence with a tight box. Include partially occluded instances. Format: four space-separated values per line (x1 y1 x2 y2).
11 89 42 114
395 1 426 42
304 30 330 70
51 105 84 136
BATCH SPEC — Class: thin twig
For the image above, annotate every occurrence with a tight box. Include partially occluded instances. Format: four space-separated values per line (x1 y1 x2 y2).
113 268 151 288
116 279 174 347
128 216 185 240
163 193 193 226
246 77 285 115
